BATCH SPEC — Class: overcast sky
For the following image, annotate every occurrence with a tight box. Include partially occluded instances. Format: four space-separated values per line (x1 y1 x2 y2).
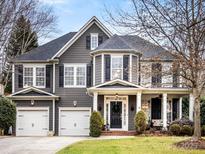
39 0 131 44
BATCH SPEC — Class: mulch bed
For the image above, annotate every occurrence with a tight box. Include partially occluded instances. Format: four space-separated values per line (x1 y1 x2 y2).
175 138 205 149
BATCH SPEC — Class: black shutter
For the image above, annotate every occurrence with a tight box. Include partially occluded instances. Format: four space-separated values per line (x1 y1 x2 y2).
86 36 90 49
18 65 23 88
87 63 92 87
104 55 111 81
123 55 129 81
98 36 103 45
46 65 51 88
59 65 64 87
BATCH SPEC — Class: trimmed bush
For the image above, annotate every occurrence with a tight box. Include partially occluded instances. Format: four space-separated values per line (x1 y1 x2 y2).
181 125 193 136
0 97 16 133
134 111 147 134
89 111 103 137
201 125 205 136
169 124 181 136
170 118 193 127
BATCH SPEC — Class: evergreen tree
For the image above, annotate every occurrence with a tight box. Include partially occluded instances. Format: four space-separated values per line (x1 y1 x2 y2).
3 15 38 93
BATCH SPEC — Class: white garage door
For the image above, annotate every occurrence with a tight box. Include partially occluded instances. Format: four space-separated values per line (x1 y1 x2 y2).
16 108 49 136
59 109 90 136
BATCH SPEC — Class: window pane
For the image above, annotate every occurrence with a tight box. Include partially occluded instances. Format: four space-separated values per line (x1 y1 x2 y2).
111 56 123 79
91 35 98 49
36 67 45 87
76 67 85 86
65 67 74 86
24 67 33 86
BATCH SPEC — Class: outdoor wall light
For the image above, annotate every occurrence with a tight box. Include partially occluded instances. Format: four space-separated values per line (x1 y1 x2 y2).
115 93 119 100
31 100 34 106
98 106 102 111
73 100 77 107
131 105 134 111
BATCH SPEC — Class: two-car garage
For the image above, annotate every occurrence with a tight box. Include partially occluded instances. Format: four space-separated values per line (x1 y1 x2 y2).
16 107 91 136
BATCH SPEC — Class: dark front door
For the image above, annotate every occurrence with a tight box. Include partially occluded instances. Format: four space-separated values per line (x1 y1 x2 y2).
151 98 162 119
110 101 122 128
172 98 179 121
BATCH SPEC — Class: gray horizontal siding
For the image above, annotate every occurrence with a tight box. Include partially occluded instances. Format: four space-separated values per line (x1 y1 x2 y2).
15 100 53 132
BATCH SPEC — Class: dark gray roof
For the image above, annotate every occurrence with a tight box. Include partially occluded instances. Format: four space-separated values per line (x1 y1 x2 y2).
15 32 77 61
96 34 173 60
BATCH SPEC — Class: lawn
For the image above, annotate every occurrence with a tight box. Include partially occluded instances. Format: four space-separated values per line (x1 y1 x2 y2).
57 137 205 154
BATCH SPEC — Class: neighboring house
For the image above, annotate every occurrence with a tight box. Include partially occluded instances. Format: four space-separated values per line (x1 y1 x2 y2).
8 16 194 136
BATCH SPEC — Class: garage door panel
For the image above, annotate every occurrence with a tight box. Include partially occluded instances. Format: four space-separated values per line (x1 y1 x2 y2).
16 109 49 136
60 109 90 136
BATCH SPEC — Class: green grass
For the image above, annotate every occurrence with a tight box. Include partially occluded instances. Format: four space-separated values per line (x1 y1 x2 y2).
57 137 205 154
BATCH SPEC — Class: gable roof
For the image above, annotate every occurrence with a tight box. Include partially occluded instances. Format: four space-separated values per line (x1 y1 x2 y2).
14 16 112 62
15 32 77 62
92 35 173 60
8 86 59 100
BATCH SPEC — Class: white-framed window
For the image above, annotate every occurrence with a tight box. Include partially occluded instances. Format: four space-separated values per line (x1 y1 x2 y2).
90 33 98 50
23 65 45 88
64 64 86 87
111 55 123 80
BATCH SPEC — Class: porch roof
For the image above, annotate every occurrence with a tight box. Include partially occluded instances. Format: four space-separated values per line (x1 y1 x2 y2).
87 79 191 95
7 86 59 100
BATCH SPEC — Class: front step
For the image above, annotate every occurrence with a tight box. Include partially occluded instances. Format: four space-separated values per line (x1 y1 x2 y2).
101 131 136 136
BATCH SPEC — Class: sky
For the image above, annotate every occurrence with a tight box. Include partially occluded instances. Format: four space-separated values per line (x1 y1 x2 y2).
39 0 132 44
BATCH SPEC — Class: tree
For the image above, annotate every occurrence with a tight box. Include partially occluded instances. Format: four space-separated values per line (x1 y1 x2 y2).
0 97 16 133
106 0 205 141
0 0 56 88
2 15 38 93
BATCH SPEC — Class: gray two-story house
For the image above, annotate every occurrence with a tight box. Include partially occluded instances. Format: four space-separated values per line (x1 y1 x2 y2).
8 16 194 136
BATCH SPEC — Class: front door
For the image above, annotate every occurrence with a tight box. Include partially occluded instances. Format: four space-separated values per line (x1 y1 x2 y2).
151 98 162 119
110 101 122 128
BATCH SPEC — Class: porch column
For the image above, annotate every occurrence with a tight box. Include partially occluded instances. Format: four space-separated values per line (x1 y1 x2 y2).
52 99 55 134
189 93 194 121
93 92 98 111
162 93 167 129
136 92 142 113
179 97 182 119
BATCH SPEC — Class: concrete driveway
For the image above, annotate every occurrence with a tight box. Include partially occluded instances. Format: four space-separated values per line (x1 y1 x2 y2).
0 136 87 154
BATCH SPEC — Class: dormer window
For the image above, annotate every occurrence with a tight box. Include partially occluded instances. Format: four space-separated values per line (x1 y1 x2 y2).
90 33 98 50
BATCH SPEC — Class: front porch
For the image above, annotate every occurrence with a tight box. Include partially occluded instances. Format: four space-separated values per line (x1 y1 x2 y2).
87 79 193 131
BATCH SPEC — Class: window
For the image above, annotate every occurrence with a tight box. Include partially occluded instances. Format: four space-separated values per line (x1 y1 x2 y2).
111 55 123 80
152 63 162 87
64 64 86 87
36 67 45 87
90 33 98 50
24 67 33 86
23 65 45 88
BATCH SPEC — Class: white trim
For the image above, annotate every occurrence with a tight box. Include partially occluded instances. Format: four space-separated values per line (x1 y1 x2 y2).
129 54 132 82
52 99 55 133
104 95 128 131
58 107 91 136
179 97 182 119
90 49 141 55
101 53 104 83
23 64 46 89
16 107 49 136
93 56 96 85
53 63 55 93
12 64 15 93
51 16 112 59
90 33 98 50
93 92 98 111
10 86 58 97
64 63 87 88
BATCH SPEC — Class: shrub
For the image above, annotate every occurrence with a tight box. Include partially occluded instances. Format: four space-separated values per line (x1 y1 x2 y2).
181 125 193 136
134 111 147 134
0 97 16 132
201 125 205 136
89 111 103 137
170 118 193 127
169 124 181 136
